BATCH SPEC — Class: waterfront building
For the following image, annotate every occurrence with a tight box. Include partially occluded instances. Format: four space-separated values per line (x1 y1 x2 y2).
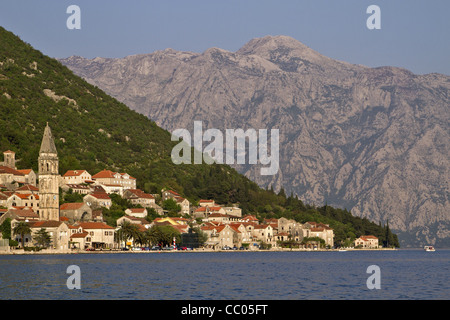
354 235 379 248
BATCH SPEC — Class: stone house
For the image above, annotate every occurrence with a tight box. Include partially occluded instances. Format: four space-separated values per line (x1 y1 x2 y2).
124 208 148 218
83 193 112 209
117 215 151 229
62 170 92 185
174 196 190 215
222 206 242 217
252 224 274 244
28 220 70 250
60 202 92 222
278 217 303 242
92 170 136 190
201 224 240 249
6 193 39 212
0 165 25 189
303 222 334 247
16 169 37 186
73 222 115 249
62 184 90 195
123 189 155 208
198 199 215 207
355 235 379 248
161 189 181 201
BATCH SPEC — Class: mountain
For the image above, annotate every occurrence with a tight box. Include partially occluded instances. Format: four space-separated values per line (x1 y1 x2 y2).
59 35 449 248
0 27 399 246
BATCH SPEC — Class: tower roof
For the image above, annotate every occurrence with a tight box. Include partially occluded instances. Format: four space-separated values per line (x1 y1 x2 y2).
39 123 57 154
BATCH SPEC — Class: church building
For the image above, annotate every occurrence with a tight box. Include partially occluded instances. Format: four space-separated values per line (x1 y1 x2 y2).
38 123 60 221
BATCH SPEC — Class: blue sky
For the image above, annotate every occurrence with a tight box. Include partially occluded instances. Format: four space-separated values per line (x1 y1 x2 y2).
1 0 449 75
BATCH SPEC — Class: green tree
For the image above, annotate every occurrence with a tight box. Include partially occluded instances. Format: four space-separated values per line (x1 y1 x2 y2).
162 199 181 216
13 222 31 248
0 218 12 239
116 221 141 247
34 228 52 248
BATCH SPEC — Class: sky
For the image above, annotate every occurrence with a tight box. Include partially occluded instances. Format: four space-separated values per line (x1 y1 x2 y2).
0 0 449 75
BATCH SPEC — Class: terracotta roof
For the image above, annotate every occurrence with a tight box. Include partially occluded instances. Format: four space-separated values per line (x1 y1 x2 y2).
3 150 15 154
92 170 117 179
0 166 24 176
87 193 111 200
360 235 378 240
92 170 135 180
66 184 89 189
8 209 39 218
121 215 150 224
165 190 180 196
127 189 154 199
76 222 115 230
16 169 33 175
254 224 271 229
12 193 39 200
30 221 63 228
208 213 229 218
63 170 89 177
71 231 89 238
15 184 39 192
127 208 147 213
60 203 86 210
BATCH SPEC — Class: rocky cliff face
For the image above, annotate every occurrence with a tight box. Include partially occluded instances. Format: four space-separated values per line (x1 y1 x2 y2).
59 35 450 247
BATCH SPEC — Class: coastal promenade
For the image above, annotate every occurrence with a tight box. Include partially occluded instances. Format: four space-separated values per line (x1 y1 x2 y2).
0 247 398 255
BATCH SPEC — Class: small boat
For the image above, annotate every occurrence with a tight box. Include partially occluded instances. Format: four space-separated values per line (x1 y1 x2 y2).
424 246 435 252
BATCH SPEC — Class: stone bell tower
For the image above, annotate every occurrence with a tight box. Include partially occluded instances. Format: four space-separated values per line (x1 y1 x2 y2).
38 123 59 221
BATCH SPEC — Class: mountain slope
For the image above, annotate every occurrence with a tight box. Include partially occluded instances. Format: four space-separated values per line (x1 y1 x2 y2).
60 35 450 247
0 27 398 246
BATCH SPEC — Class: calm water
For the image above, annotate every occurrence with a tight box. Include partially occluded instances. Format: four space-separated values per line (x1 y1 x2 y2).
0 250 448 300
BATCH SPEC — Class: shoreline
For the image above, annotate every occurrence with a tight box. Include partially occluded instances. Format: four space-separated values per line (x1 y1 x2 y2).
0 247 400 255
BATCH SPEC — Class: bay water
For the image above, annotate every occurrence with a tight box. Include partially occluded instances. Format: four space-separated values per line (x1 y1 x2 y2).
0 249 448 300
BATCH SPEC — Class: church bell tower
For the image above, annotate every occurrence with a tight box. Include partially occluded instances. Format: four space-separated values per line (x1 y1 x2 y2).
38 123 59 221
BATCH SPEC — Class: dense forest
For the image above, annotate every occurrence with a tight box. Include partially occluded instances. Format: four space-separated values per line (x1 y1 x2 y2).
0 26 399 247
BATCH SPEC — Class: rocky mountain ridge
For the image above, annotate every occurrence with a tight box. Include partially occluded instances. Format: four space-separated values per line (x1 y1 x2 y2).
59 35 450 247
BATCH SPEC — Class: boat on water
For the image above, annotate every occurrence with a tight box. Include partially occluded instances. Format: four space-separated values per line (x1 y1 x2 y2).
424 246 435 252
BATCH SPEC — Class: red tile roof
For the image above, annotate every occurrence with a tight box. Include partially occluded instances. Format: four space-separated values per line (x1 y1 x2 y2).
30 221 63 228
127 189 154 199
63 170 89 177
76 222 115 230
15 184 39 192
0 166 24 176
92 170 116 179
16 169 33 175
60 203 86 210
